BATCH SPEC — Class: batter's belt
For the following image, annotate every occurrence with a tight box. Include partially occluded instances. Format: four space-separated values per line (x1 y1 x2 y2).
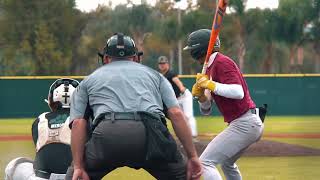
249 104 268 123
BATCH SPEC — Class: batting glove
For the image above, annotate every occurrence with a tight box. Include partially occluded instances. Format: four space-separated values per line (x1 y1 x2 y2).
196 73 216 92
192 84 207 102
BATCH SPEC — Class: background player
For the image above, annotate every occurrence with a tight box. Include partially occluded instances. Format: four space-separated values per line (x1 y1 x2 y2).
158 56 198 140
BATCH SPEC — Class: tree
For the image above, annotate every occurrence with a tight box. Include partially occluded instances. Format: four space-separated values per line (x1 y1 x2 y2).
34 22 65 75
1 0 319 75
305 0 320 72
244 9 279 73
127 4 155 54
276 0 314 72
228 0 247 71
197 0 217 13
0 0 86 75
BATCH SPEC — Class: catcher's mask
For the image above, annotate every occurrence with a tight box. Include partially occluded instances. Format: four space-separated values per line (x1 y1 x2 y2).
47 78 79 109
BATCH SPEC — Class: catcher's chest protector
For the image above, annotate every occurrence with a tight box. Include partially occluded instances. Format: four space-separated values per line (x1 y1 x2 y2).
36 113 71 152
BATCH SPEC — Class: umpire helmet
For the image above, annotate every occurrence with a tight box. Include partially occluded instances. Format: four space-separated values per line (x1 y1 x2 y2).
183 29 220 60
104 33 137 58
48 78 79 109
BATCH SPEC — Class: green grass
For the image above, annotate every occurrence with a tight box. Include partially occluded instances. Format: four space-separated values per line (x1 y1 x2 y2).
103 167 154 180
262 116 320 134
167 116 320 134
1 142 319 180
107 156 320 180
1 116 320 135
0 119 33 135
101 157 318 180
0 141 34 178
236 156 320 180
1 116 320 179
264 138 320 149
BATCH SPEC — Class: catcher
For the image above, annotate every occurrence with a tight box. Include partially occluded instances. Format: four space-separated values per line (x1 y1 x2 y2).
5 78 79 180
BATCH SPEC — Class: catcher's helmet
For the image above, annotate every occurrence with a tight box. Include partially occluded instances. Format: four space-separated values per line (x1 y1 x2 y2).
48 78 79 108
183 29 220 60
104 33 137 58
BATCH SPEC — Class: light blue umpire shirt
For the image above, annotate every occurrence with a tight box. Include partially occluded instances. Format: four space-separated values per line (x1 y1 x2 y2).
70 60 178 125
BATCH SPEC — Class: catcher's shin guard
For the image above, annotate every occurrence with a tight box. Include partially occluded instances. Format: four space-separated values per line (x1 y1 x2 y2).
5 157 34 180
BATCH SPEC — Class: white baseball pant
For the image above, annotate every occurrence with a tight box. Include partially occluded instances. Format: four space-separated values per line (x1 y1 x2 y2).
178 88 198 137
200 110 264 180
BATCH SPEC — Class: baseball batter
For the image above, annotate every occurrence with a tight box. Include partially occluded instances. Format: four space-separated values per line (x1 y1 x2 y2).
184 29 264 180
158 56 198 139
5 78 79 180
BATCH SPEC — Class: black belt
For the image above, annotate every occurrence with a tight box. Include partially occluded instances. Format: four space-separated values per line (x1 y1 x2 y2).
97 112 143 122
250 108 257 114
35 170 51 179
93 112 163 130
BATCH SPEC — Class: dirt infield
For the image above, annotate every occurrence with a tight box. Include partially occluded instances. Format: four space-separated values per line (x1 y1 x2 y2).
0 135 32 141
180 133 320 156
1 134 320 156
200 133 320 139
2 133 320 141
192 140 320 156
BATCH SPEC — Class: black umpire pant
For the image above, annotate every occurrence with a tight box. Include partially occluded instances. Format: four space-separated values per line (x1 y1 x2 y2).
65 112 187 180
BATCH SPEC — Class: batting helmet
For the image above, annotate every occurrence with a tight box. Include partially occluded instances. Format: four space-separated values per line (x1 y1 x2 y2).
104 33 137 58
183 29 220 60
48 78 79 109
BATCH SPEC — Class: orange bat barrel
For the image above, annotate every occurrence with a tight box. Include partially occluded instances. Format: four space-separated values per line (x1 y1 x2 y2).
201 0 228 74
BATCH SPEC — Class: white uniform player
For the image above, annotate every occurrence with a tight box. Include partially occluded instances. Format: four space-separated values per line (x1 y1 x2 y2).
5 78 79 180
158 56 198 139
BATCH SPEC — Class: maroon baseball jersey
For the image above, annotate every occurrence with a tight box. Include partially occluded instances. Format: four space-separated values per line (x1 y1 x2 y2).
206 53 255 123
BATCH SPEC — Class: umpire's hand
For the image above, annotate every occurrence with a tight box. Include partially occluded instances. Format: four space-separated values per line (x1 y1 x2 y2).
72 168 90 180
187 156 203 180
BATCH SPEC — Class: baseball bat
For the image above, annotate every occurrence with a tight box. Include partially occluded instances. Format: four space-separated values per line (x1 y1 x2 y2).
201 0 228 74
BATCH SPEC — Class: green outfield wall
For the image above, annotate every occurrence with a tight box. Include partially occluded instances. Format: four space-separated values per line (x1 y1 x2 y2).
0 74 319 118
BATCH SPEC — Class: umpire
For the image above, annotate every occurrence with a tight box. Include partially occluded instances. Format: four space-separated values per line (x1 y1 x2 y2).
65 33 202 180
